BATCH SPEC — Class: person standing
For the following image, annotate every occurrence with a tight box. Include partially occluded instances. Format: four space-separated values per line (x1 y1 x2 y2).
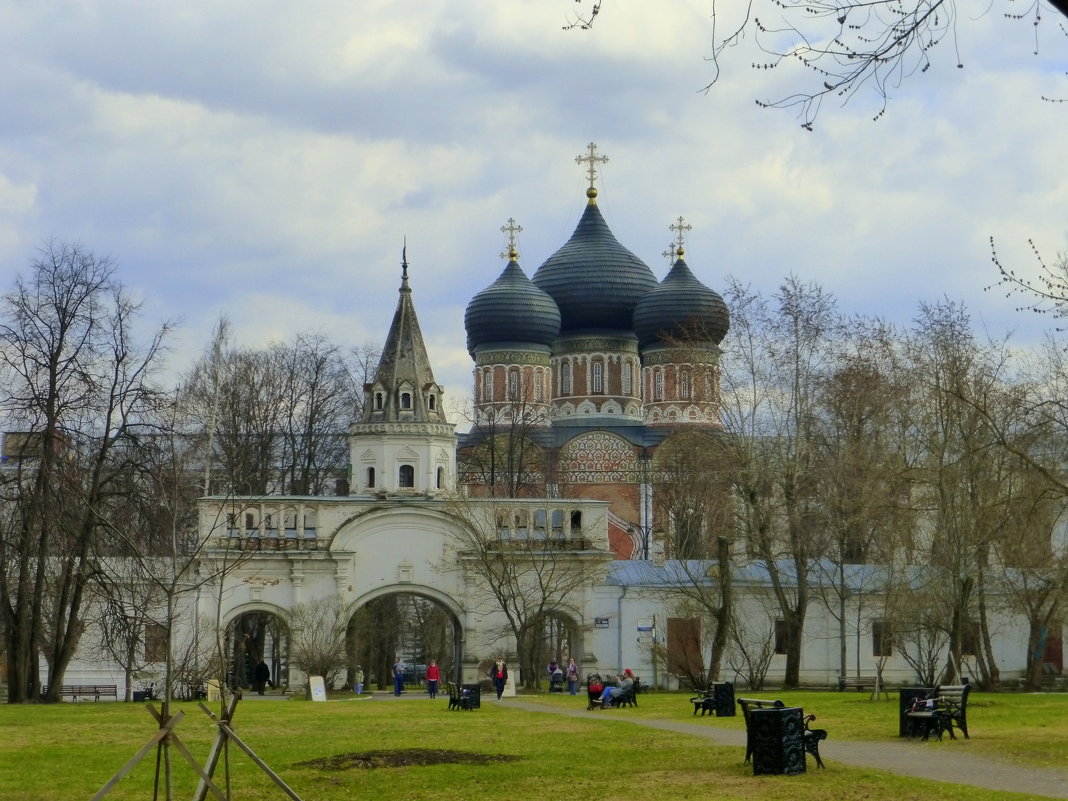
565 657 580 695
254 660 271 695
426 659 440 699
392 657 405 696
353 664 364 696
490 656 508 700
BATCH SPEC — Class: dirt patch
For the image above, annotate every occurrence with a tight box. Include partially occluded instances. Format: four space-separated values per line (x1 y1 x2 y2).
296 748 521 770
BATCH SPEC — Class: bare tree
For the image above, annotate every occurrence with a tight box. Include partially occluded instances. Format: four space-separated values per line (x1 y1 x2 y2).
288 597 347 687
443 496 608 688
566 0 1068 128
0 241 171 703
718 274 845 687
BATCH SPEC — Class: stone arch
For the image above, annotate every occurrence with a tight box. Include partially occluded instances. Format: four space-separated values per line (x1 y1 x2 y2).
345 584 466 690
222 602 291 693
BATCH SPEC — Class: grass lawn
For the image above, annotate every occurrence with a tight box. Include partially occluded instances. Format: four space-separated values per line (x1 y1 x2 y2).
0 689 1063 801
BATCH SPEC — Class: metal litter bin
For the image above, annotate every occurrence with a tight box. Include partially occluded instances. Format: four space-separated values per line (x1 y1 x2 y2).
712 681 735 717
749 706 806 775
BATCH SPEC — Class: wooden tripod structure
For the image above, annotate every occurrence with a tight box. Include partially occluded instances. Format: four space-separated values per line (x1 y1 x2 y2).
91 694 304 801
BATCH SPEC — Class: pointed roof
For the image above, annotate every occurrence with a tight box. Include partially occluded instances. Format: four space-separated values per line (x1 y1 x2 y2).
363 255 448 424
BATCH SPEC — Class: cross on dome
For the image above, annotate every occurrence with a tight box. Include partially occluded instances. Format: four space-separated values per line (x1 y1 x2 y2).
575 142 608 201
669 216 692 255
499 217 523 260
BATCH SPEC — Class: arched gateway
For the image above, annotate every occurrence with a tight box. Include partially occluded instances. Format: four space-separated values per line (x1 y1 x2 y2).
196 495 610 689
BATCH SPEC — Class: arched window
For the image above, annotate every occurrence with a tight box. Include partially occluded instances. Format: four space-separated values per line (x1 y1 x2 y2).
367 466 375 488
654 370 665 401
436 466 445 489
679 371 690 400
561 362 571 395
399 464 415 488
374 392 383 410
428 394 436 410
622 361 633 395
592 361 603 394
400 392 412 409
483 369 493 402
508 370 519 400
534 369 543 401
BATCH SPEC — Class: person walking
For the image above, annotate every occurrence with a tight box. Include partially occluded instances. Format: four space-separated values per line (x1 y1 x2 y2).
565 657 580 695
392 657 405 696
253 660 271 695
353 664 364 695
490 656 508 700
426 659 440 699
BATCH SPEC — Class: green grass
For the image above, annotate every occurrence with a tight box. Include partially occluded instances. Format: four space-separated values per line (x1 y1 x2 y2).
0 690 1063 801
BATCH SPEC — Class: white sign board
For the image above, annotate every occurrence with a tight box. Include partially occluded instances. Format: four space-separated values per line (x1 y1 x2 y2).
307 675 328 702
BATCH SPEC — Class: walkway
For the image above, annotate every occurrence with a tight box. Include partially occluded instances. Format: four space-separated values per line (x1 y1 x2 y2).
507 699 1068 799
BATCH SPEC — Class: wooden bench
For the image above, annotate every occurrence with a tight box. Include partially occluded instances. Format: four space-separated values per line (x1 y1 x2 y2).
45 684 118 701
838 675 877 692
690 688 716 716
905 684 971 740
690 681 735 717
738 697 827 769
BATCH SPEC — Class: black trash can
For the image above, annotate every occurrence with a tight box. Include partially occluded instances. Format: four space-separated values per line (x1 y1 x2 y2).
461 683 481 709
712 681 735 717
749 706 806 775
132 691 148 702
899 687 935 737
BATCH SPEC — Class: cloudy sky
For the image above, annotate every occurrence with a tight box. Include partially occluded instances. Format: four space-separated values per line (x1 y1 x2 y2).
1 0 1066 421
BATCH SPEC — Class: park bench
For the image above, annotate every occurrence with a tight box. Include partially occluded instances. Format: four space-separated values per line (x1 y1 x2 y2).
838 675 877 692
44 684 118 701
690 681 735 717
905 684 971 741
691 688 716 716
445 682 478 710
738 697 827 769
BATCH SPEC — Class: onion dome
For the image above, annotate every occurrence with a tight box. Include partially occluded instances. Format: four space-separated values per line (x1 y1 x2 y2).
465 250 561 356
633 250 730 347
532 198 658 333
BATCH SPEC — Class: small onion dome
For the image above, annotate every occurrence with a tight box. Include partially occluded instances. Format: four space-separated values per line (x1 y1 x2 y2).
465 254 561 356
633 253 730 348
532 202 658 333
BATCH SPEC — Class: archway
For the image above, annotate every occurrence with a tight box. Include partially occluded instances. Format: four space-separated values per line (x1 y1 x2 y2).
224 607 289 692
529 610 585 689
346 588 464 692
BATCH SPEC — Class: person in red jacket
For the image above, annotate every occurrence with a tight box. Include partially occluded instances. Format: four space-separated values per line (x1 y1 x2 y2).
426 659 440 699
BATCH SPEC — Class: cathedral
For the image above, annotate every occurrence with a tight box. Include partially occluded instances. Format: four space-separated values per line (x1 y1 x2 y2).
43 145 1046 696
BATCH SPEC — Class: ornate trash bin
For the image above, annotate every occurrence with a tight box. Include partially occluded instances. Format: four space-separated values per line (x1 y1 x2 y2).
750 706 806 775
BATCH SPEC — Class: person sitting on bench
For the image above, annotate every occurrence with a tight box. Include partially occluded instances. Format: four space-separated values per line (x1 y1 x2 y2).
599 669 635 708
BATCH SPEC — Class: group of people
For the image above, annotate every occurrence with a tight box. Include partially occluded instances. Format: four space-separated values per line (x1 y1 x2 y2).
593 668 636 708
387 658 442 697
546 657 581 695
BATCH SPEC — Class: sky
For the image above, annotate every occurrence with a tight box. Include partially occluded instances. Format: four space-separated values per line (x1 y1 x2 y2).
1 1 1066 424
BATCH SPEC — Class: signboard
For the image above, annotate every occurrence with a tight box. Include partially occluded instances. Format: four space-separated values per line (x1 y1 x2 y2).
307 675 328 702
594 617 610 628
637 617 654 632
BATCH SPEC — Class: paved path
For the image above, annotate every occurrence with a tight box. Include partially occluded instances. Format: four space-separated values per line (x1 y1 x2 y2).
507 699 1068 799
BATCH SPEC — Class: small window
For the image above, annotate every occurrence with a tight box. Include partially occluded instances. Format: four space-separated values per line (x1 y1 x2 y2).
436 466 444 489
592 361 603 394
570 510 582 532
774 620 788 655
399 464 415 488
622 362 633 395
245 512 255 531
872 620 893 657
654 370 665 401
427 394 436 410
374 392 383 410
145 622 168 662
483 369 493 402
509 370 519 400
534 370 543 401
401 392 412 409
680 371 690 400
560 363 571 395
367 466 376 488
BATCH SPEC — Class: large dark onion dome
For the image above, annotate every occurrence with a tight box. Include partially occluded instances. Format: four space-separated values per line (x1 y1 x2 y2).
465 250 561 356
532 195 659 333
633 249 730 348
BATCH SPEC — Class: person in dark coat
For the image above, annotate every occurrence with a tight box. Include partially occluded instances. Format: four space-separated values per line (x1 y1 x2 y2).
490 656 508 700
254 661 271 695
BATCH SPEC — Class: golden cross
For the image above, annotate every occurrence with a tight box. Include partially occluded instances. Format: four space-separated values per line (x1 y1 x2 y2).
575 142 609 190
499 217 523 260
668 216 692 252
